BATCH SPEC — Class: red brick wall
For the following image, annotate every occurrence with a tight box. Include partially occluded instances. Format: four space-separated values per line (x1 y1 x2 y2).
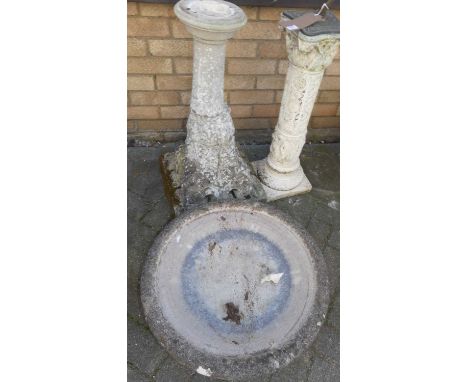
127 2 340 142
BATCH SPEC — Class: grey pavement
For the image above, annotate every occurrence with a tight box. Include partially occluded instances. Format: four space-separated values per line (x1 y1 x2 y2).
128 143 340 382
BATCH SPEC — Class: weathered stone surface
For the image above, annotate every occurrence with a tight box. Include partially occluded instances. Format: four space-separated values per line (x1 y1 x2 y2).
328 228 340 250
127 365 153 382
307 217 332 251
140 202 329 380
312 324 340 365
326 293 340 330
127 318 167 375
270 346 316 382
164 0 265 211
322 246 340 297
154 356 193 382
272 193 322 227
301 149 340 194
307 356 339 382
253 16 339 201
127 278 145 325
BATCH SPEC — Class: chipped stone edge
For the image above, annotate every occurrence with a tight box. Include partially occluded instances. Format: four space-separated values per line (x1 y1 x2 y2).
140 201 330 380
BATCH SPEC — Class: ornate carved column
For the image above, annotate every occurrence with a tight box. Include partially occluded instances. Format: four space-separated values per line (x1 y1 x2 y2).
164 0 265 211
253 11 340 201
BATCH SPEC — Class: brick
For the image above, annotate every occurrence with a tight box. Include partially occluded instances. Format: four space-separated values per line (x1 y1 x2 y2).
225 75 255 90
160 106 190 119
312 103 339 116
128 18 170 37
127 57 172 74
139 3 173 17
137 119 185 131
226 41 257 58
318 91 340 103
230 105 252 118
325 60 340 76
127 120 137 132
241 6 258 20
234 118 271 129
127 106 160 119
148 39 192 56
173 58 193 74
170 19 191 38
229 90 274 104
127 38 146 56
228 59 276 75
156 75 192 90
257 75 285 89
127 2 138 16
278 59 289 74
320 76 340 90
234 21 281 40
275 90 283 103
258 7 284 21
129 91 179 105
128 75 154 91
258 41 287 58
310 116 340 129
253 104 280 117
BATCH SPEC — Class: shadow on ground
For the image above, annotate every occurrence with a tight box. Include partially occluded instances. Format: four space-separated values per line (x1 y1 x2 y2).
128 143 340 382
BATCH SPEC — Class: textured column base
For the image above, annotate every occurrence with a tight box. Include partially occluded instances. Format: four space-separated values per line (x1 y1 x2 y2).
252 159 312 202
162 145 266 214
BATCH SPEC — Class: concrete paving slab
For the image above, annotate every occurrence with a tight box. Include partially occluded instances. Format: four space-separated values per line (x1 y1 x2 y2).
307 355 339 382
127 319 167 375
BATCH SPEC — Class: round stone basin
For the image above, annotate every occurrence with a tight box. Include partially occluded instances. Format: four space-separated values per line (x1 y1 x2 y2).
140 202 329 379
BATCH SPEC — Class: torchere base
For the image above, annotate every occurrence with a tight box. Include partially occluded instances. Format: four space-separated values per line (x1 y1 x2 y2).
252 160 312 202
162 145 266 214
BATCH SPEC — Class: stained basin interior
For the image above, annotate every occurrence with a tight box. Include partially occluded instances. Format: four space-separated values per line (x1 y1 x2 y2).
152 206 319 356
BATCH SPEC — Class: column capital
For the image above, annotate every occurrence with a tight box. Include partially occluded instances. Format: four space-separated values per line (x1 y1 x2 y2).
286 31 340 72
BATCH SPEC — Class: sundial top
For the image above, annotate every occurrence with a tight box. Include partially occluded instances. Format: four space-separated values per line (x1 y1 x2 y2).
283 9 340 37
174 0 246 33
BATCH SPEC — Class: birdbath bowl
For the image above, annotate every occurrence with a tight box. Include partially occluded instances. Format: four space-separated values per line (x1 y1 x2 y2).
141 202 329 379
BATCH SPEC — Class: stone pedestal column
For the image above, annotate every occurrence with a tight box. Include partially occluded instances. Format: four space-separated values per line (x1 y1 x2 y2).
253 11 340 201
164 0 265 211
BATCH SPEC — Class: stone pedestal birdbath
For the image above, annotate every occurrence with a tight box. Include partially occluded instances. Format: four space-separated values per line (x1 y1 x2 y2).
142 1 331 379
162 0 265 212
253 10 340 201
